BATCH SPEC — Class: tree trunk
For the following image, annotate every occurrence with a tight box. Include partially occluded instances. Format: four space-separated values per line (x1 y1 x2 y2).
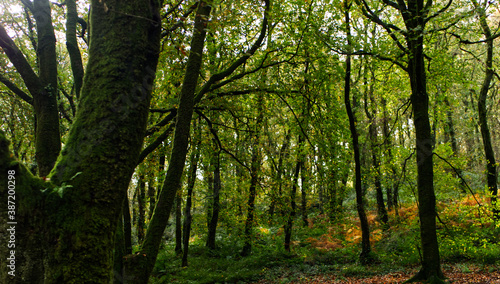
242 95 263 256
241 146 260 256
404 1 443 281
381 97 395 211
182 120 201 267
344 3 371 264
122 2 211 282
206 148 221 250
284 150 301 252
138 176 146 242
301 158 309 227
175 191 183 255
269 130 291 220
473 0 499 219
65 0 84 98
364 78 388 226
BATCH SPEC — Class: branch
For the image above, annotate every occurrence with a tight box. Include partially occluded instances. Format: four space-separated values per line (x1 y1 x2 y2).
450 31 500 45
358 0 408 53
0 74 33 105
193 0 270 105
433 153 482 207
196 110 251 172
20 0 34 12
0 23 42 97
60 86 76 117
204 56 294 95
424 0 453 24
205 88 300 101
137 123 175 165
145 108 177 136
161 1 197 38
272 91 314 149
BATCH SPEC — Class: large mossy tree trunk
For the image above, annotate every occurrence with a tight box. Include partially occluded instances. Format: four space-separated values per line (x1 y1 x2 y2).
1 0 163 283
122 2 212 283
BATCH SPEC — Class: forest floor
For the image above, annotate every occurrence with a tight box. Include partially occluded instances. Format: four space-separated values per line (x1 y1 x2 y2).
152 195 500 284
253 263 500 283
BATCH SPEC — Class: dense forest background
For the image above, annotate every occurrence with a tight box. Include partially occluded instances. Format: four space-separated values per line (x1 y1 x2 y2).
0 0 499 283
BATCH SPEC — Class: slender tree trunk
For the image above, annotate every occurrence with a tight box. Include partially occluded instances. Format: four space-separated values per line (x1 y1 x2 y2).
241 147 259 256
301 158 309 227
473 0 499 218
364 81 388 226
182 120 201 267
122 3 212 282
242 95 263 256
65 0 84 98
269 130 290 220
206 148 221 250
32 0 60 176
382 97 395 211
175 191 183 255
137 176 146 242
148 178 156 221
344 3 371 263
284 150 301 252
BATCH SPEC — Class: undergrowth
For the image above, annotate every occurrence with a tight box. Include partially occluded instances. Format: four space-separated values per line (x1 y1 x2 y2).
150 194 500 283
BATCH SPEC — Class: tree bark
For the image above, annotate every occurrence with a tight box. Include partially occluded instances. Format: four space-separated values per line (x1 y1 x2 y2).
137 176 146 242
284 147 301 252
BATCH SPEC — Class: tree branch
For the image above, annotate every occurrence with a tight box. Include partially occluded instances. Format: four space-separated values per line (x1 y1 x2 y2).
193 0 270 105
137 123 175 165
145 108 177 136
196 110 251 172
0 74 33 105
0 23 42 97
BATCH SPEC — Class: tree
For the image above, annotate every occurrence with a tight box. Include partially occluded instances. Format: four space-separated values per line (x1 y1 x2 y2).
359 0 452 281
343 0 371 263
0 0 163 282
0 0 61 177
469 0 498 218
